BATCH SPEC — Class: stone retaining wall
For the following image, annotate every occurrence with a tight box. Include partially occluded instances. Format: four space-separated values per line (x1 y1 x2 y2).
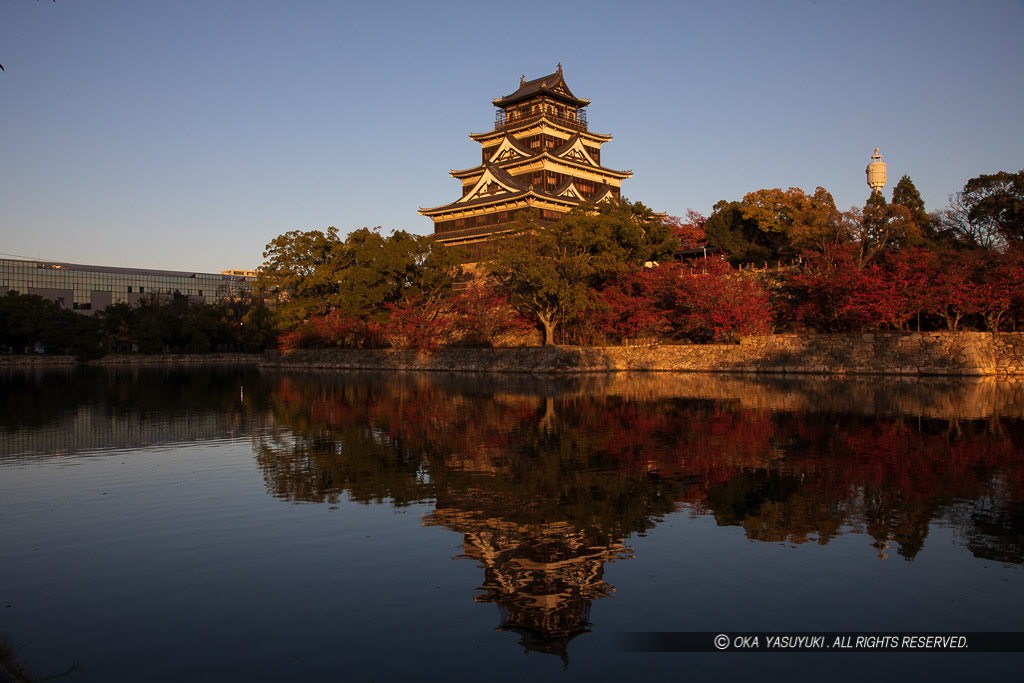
5 334 1022 375
261 332 1024 376
87 353 261 366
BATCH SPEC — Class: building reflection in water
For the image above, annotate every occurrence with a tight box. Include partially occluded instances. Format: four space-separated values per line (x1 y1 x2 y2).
250 370 1024 661
5 368 1022 661
425 502 632 664
0 366 273 459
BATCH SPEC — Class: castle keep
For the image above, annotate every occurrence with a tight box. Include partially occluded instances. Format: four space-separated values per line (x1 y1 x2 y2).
420 66 632 258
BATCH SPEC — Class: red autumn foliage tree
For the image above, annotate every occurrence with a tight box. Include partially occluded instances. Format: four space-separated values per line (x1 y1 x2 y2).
593 258 773 343
592 268 672 342
840 265 907 330
780 245 907 332
373 295 457 350
277 309 369 350
667 258 774 342
448 280 537 346
923 256 983 330
966 250 1024 331
780 246 1024 333
881 248 942 330
664 210 707 248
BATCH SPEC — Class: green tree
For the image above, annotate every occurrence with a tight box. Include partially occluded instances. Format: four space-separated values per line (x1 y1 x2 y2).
0 291 60 351
258 226 461 331
131 297 176 353
332 228 460 317
219 294 275 352
258 227 347 326
741 186 844 255
962 169 1024 247
239 301 276 351
847 192 920 267
931 191 1003 250
0 291 102 358
181 302 232 353
96 294 267 354
891 175 929 234
704 200 788 266
487 199 677 346
100 302 137 351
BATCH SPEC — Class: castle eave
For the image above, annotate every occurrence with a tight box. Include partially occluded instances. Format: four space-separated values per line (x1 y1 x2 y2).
470 117 612 143
420 188 589 217
493 152 633 179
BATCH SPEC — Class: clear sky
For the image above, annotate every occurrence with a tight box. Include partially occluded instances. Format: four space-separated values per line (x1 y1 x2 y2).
2 0 1022 274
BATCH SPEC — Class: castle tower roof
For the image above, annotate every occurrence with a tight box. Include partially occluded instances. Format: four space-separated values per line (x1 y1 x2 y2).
492 63 589 109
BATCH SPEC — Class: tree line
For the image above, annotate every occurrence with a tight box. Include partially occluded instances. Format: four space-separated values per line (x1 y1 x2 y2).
0 291 274 359
260 168 1024 349
700 169 1023 266
4 167 1021 355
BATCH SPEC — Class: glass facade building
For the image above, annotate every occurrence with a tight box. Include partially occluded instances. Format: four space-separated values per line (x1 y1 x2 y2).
0 258 254 313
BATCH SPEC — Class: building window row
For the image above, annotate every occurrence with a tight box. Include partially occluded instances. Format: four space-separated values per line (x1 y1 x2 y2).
1 258 253 312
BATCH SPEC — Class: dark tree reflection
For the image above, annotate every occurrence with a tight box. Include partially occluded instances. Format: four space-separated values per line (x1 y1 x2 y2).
7 366 1018 659
251 371 1024 659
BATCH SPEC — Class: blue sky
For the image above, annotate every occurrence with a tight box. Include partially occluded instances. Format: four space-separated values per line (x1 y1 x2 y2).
2 0 1022 274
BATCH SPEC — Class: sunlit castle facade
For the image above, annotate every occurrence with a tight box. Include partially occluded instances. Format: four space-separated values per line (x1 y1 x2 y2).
420 65 633 260
0 258 254 314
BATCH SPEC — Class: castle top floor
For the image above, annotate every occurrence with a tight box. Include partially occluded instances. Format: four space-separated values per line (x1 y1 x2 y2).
491 63 589 133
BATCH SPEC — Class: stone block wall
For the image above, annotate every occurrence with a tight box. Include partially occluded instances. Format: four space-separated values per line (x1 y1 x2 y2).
261 332 1024 376
991 333 1024 375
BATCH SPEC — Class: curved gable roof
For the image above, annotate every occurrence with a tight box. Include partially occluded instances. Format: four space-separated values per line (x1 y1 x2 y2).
454 164 529 205
551 135 600 166
492 66 589 109
489 135 534 163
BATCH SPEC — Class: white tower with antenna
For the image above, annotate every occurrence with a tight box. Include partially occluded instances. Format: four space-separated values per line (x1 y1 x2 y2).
865 148 887 195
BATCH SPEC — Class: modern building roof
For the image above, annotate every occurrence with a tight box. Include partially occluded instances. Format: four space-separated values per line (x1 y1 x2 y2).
5 258 251 281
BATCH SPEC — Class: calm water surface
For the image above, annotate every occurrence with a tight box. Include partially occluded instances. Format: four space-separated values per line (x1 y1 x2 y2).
1 367 1022 681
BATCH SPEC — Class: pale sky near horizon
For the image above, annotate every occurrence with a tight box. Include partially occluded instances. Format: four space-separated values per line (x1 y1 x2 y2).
2 0 1022 274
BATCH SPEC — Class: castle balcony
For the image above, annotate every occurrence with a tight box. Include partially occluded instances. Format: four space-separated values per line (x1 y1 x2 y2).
495 108 588 133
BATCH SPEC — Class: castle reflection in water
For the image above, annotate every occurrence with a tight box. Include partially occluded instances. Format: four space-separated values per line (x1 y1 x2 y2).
4 367 1023 660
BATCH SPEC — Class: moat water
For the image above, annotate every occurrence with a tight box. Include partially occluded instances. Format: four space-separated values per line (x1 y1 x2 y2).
1 367 1022 681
